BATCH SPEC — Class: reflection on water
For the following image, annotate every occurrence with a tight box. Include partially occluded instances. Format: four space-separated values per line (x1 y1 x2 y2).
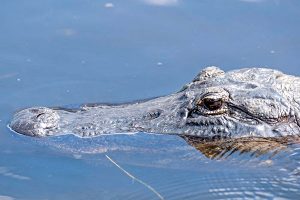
26 133 300 199
1 131 300 199
183 136 300 159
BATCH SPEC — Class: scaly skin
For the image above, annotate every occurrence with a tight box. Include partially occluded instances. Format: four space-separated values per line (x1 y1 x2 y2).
9 67 300 138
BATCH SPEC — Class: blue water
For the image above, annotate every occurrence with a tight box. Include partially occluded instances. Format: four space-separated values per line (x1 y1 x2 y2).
1 0 300 199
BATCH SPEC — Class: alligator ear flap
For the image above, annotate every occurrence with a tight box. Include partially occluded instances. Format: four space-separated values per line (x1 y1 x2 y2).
193 66 225 82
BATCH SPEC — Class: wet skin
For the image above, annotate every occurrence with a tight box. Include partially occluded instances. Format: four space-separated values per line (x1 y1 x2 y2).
10 67 300 140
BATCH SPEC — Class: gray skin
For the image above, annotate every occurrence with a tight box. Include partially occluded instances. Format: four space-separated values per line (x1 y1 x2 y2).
9 67 300 139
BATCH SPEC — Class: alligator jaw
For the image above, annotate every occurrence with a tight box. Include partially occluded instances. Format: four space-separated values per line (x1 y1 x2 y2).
9 94 183 137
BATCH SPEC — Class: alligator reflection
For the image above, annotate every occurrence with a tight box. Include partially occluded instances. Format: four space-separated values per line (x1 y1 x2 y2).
182 136 300 159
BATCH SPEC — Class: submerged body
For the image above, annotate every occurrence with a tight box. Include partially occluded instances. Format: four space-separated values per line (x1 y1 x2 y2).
10 67 300 138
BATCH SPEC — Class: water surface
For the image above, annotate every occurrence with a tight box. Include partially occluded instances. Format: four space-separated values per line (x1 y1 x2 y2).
1 0 300 199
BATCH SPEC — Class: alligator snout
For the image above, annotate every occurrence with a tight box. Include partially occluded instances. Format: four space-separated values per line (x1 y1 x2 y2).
10 107 60 137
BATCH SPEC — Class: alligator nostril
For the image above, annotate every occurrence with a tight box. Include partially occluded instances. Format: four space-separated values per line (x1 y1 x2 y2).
36 113 44 119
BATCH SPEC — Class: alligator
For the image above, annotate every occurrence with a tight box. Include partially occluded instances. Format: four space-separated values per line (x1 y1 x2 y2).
9 67 300 139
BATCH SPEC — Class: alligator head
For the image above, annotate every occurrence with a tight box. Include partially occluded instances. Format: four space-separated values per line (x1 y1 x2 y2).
9 66 300 139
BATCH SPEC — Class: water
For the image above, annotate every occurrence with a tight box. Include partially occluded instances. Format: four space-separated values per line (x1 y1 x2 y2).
1 0 300 199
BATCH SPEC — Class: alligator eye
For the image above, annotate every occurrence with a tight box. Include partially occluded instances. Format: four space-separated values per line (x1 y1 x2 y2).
203 98 223 111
